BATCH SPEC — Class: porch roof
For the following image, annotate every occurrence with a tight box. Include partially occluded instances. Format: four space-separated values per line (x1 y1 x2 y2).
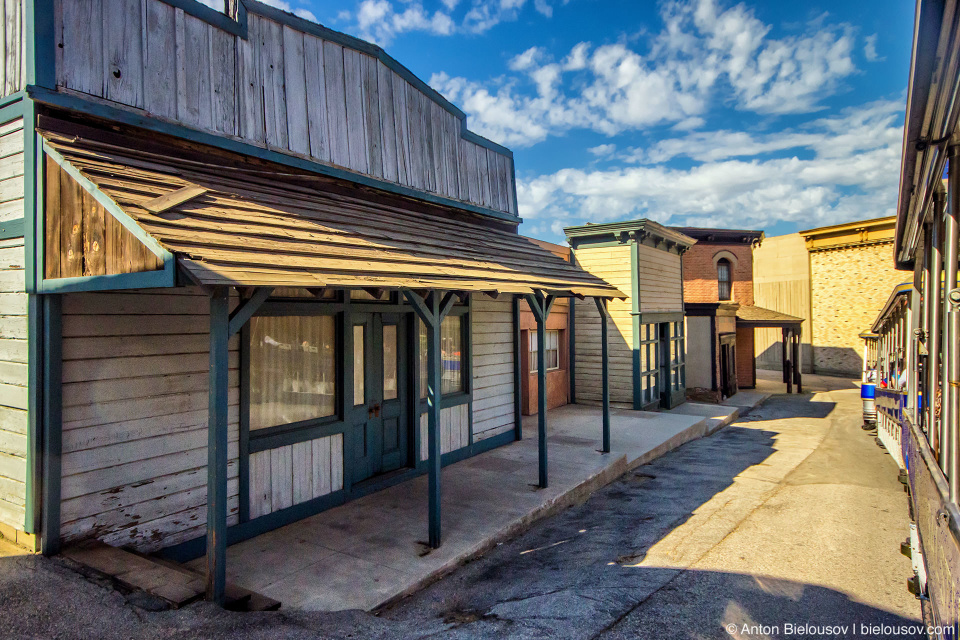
41 126 624 299
735 305 803 328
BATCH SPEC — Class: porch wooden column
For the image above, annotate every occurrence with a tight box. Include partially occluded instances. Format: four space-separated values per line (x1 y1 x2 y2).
206 286 231 604
781 328 789 384
403 289 456 548
785 329 794 394
595 297 611 453
526 291 555 488
793 329 803 393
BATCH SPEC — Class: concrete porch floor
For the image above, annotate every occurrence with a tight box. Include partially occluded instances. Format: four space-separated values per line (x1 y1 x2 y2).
187 399 764 612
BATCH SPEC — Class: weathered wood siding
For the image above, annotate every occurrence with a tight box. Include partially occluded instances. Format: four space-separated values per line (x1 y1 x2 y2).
43 158 163 279
248 434 343 519
573 245 634 407
0 0 24 99
53 0 516 217
419 402 469 461
636 243 683 313
471 295 514 441
59 288 240 552
0 116 25 530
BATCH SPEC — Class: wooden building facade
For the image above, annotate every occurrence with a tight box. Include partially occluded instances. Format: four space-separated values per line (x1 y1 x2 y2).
565 221 695 411
0 0 625 603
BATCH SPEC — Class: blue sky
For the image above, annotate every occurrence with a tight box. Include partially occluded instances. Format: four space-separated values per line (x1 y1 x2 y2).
268 0 915 243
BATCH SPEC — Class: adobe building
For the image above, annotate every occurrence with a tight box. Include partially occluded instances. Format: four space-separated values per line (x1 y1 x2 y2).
754 217 904 377
675 227 803 401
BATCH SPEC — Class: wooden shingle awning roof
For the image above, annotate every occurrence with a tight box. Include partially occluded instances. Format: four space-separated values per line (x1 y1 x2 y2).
735 305 803 328
41 125 624 299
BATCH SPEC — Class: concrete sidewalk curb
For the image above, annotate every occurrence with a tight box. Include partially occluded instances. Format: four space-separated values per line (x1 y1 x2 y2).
374 452 631 612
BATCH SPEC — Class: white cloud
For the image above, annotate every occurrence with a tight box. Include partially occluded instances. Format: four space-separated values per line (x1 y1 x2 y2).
588 143 616 157
355 0 455 44
431 0 859 147
516 100 903 232
251 0 319 23
864 34 884 62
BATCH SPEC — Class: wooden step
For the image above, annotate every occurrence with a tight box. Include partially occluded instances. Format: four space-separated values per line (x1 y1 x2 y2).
62 541 280 611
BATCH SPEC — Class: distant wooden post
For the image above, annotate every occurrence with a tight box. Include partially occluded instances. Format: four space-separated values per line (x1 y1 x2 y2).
595 297 611 453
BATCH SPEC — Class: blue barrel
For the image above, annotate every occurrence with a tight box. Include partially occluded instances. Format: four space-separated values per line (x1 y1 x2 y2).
862 383 877 426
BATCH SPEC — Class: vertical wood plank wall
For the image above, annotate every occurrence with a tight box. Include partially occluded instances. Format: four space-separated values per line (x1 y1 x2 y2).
59 288 240 552
0 0 23 99
572 245 634 407
471 296 514 441
419 403 469 461
636 243 683 313
53 0 517 217
0 116 25 530
248 433 343 519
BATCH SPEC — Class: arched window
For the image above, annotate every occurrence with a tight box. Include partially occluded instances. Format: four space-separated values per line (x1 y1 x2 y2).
717 258 732 301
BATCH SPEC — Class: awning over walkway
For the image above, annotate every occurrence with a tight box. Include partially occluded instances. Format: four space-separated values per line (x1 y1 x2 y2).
735 305 803 328
41 126 624 299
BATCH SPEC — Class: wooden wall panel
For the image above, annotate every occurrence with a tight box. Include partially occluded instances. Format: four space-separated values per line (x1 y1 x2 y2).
43 159 162 279
0 231 26 531
419 402 469 460
248 433 343 519
471 295 514 441
53 0 517 216
573 246 634 407
59 289 242 552
637 243 683 313
0 0 23 97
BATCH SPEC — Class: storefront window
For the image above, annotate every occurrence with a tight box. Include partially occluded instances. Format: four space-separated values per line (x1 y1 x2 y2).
419 316 464 397
249 315 337 430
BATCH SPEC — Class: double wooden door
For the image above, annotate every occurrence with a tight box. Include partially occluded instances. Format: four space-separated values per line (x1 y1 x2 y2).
348 313 410 484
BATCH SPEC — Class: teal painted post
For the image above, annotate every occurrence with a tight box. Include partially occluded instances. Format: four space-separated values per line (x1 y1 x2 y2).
536 305 547 487
595 297 610 453
206 287 230 604
425 292 442 547
39 294 61 554
512 295 522 441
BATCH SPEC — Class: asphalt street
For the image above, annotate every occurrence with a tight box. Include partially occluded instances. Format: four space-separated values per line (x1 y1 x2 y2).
0 380 923 639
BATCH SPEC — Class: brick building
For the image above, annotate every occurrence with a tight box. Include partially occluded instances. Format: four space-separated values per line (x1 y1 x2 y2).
754 217 904 377
676 227 803 401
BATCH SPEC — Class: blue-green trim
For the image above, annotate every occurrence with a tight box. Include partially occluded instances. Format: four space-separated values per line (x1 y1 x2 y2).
38 294 61 552
227 287 273 337
512 295 522 441
0 218 24 240
157 428 516 562
206 287 231 604
37 268 175 293
28 86 521 224
0 92 26 121
27 0 56 89
238 319 250 524
23 97 39 533
630 242 642 411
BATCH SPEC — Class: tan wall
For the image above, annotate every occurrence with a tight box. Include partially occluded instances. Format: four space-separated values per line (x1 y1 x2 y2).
573 245 633 407
637 243 683 313
753 233 812 371
808 244 906 376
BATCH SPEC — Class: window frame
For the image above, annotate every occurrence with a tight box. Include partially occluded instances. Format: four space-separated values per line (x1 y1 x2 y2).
717 258 733 301
418 306 471 401
529 329 561 373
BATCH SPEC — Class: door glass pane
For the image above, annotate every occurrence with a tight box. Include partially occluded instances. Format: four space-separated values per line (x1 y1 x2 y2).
354 324 365 406
529 332 538 373
383 324 398 401
441 315 462 394
249 315 336 430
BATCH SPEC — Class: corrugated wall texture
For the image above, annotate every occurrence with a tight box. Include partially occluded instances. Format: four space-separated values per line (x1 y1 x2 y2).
573 245 633 407
471 295 514 441
0 116 25 531
636 243 683 313
53 0 516 216
59 288 240 552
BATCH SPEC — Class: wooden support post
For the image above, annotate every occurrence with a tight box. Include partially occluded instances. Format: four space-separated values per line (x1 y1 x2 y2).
525 291 555 488
793 330 802 393
40 295 62 556
781 328 788 384
595 297 611 453
402 289 443 548
206 287 230 604
228 287 273 337
785 330 794 394
512 295 522 442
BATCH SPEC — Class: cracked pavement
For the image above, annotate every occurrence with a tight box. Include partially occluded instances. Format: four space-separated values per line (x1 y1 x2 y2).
0 379 924 639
